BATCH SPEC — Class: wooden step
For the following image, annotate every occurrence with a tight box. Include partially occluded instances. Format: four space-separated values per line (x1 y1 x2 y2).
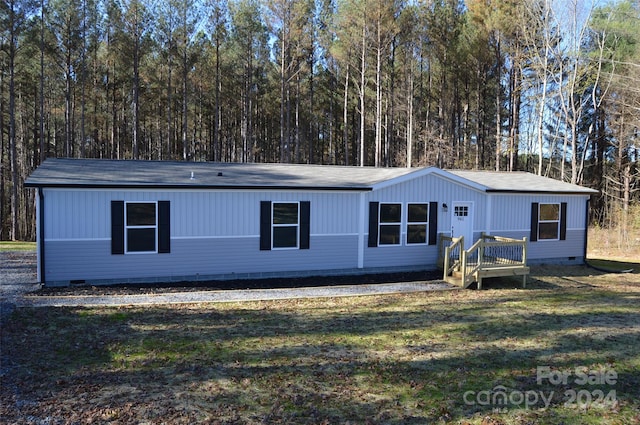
444 275 463 287
445 272 476 289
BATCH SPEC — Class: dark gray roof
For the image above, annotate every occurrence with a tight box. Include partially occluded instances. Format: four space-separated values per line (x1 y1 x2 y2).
447 170 598 194
25 158 420 190
25 158 598 195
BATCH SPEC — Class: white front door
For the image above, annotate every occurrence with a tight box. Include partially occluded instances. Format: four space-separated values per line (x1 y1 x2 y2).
451 202 474 249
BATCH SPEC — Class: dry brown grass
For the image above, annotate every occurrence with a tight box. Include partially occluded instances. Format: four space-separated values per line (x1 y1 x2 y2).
588 209 640 262
2 263 640 424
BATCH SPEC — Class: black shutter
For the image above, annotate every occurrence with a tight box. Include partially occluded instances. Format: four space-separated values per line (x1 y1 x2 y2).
111 201 125 255
530 202 539 242
560 202 567 241
158 201 171 253
300 201 310 249
368 202 379 247
260 201 272 250
428 202 438 245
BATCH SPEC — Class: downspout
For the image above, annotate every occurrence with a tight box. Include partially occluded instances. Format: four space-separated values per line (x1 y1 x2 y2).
583 197 590 264
357 192 365 269
38 188 45 284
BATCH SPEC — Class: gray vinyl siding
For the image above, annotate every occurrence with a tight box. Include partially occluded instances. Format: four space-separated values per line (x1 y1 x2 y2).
364 245 439 269
367 174 488 239
360 175 461 270
43 235 360 283
41 188 365 284
488 194 588 234
43 188 361 240
487 229 586 262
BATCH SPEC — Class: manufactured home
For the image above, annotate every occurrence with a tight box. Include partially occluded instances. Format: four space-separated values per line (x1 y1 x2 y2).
25 158 597 287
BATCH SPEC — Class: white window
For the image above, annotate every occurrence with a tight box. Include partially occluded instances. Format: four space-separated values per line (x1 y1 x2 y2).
125 202 157 253
272 202 299 249
406 203 428 245
379 203 402 245
538 203 560 240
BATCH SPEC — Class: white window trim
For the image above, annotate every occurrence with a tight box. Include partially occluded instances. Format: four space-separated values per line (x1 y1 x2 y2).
406 203 429 245
272 201 300 250
124 201 158 254
538 202 560 241
378 202 403 246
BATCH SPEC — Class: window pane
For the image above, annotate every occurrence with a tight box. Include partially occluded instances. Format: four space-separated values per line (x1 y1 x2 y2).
379 224 401 245
273 226 298 248
539 222 559 240
539 204 559 221
273 203 299 224
408 204 428 222
127 203 156 226
127 228 156 252
380 204 401 223
407 224 427 244
455 206 468 217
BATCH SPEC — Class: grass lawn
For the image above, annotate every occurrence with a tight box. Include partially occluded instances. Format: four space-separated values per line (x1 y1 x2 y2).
2 264 640 424
0 241 36 251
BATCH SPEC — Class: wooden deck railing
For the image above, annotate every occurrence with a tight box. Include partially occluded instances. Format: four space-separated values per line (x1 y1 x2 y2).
440 235 464 280
440 233 529 289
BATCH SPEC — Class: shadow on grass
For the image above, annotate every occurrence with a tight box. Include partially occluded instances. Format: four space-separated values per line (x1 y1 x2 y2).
468 262 640 290
3 288 640 424
586 258 640 273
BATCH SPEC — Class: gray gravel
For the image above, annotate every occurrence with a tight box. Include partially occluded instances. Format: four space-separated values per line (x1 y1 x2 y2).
18 281 453 307
0 251 40 323
1 250 453 310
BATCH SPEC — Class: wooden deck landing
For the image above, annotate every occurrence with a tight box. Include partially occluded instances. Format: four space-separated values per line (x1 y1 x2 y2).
440 233 530 289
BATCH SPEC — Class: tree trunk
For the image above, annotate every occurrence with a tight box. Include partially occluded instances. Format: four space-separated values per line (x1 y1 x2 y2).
1 58 5 239
279 16 288 163
9 1 20 240
40 0 46 164
80 0 87 158
214 36 220 162
343 62 350 166
182 44 188 161
374 18 382 167
359 21 366 167
495 35 501 171
406 65 413 168
132 8 141 160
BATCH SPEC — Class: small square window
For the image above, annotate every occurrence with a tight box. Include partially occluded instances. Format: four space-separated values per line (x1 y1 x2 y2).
380 204 401 223
454 205 468 217
380 224 401 244
273 203 299 224
127 228 156 252
540 203 559 221
127 203 156 226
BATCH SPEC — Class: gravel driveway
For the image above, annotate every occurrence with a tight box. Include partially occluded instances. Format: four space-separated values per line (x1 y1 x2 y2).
1 251 453 311
0 251 40 323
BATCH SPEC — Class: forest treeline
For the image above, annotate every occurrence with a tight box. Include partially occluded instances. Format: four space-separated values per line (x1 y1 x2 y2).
1 0 639 241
